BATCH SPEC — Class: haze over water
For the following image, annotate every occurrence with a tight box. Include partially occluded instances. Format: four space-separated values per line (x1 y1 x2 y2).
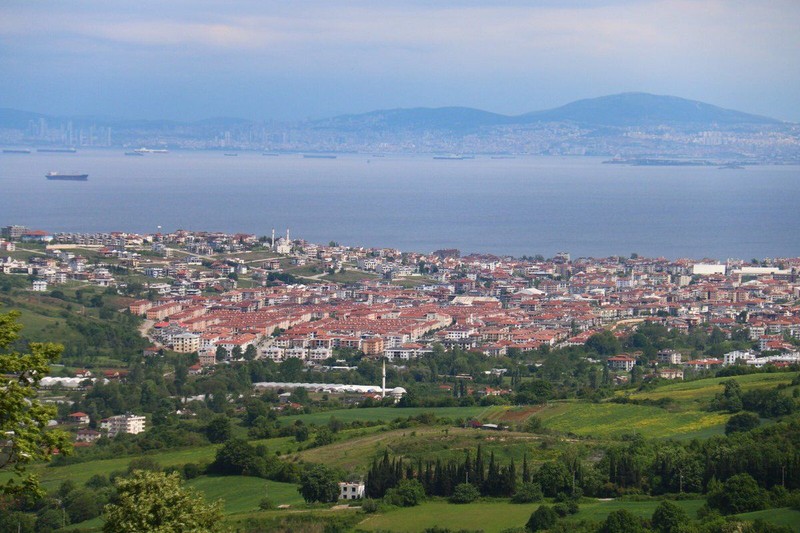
1 150 798 260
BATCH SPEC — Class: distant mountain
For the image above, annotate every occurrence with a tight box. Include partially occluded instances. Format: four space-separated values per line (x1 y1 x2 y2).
315 93 782 131
519 92 781 126
313 106 510 132
0 108 47 129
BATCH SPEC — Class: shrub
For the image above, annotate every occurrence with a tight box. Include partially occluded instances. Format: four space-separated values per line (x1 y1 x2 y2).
450 483 480 504
258 498 275 510
526 505 557 532
512 483 544 504
725 412 761 435
385 479 425 507
361 498 379 513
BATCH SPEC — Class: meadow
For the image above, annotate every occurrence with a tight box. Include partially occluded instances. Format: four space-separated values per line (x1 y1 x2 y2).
279 405 503 426
357 498 707 532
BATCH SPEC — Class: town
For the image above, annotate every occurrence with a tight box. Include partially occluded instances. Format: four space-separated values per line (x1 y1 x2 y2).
2 223 800 532
3 224 800 379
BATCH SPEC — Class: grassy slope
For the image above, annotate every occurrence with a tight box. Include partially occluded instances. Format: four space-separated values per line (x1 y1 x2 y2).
735 508 800 532
535 401 729 440
280 406 503 426
358 499 706 532
628 371 799 408
0 436 296 492
186 476 305 512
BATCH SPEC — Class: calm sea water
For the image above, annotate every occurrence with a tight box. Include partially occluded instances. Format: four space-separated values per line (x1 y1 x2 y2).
1 150 798 259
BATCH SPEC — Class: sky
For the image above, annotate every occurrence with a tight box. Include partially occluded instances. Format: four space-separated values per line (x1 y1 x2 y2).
1 0 799 122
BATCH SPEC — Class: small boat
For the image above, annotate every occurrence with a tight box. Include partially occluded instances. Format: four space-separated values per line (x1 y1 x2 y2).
224 153 238 156
46 172 88 181
433 154 466 160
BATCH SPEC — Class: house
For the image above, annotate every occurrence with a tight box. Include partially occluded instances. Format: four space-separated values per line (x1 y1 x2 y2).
32 280 48 292
607 355 636 372
657 368 684 380
338 482 365 500
75 429 101 443
67 412 90 425
101 414 146 437
657 350 682 365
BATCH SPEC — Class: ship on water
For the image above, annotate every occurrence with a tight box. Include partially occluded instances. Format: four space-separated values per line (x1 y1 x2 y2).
133 147 169 154
303 154 337 159
37 148 77 153
46 172 88 181
124 151 144 156
3 149 31 154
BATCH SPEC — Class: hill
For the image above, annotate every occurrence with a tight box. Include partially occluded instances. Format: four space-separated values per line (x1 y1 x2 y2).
313 93 782 132
520 92 781 126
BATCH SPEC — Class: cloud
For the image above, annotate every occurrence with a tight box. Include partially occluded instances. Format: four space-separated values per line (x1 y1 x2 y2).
0 0 797 120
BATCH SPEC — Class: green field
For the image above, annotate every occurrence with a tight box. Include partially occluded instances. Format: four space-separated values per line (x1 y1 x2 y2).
535 401 729 439
292 426 561 473
0 436 296 492
629 372 800 408
280 406 504 426
358 499 706 532
186 476 304 512
735 507 800 532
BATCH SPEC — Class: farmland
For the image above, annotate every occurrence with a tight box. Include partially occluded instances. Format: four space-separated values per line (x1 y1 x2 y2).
279 405 503 426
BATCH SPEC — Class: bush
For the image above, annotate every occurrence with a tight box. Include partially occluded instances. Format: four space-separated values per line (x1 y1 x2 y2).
553 503 569 517
512 482 544 504
725 411 761 435
526 505 557 532
361 498 379 513
258 498 275 510
385 479 425 507
450 483 480 504
707 473 767 514
651 500 689 533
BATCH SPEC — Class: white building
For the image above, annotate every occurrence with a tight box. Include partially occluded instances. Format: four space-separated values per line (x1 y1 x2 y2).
32 280 48 292
338 482 365 500
101 414 146 438
723 350 757 366
172 333 201 354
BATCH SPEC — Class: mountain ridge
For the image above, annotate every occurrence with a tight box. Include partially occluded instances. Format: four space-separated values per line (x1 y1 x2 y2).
0 93 787 131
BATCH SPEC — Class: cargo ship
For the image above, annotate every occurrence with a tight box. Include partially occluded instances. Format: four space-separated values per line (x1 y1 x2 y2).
124 151 144 156
133 148 169 154
46 172 88 181
303 154 337 159
3 149 31 154
37 148 77 153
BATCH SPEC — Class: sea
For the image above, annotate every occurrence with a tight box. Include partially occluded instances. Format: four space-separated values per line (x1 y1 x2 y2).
1 150 798 260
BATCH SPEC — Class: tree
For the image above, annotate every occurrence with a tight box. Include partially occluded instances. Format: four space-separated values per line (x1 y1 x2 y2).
449 482 480 504
526 505 557 532
512 482 544 504
707 473 766 514
244 344 257 361
232 345 243 360
536 461 570 497
585 331 621 356
0 310 71 496
205 415 232 443
725 412 761 435
103 470 222 532
651 500 689 533
215 345 227 362
599 509 643 533
298 464 340 503
385 479 425 507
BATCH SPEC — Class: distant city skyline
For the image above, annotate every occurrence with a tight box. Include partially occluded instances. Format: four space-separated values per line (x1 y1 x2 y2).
1 1 799 122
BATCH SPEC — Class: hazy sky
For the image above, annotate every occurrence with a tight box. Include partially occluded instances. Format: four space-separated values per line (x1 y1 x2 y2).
1 0 798 121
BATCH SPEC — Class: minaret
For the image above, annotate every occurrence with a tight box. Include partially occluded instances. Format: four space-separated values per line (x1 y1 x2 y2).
381 359 386 399
286 228 290 244
271 228 276 251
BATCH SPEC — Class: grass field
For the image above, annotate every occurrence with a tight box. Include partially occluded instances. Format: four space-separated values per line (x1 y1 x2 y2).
735 507 800 532
0 436 297 492
535 401 729 439
292 426 563 474
358 499 706 532
280 406 504 426
628 372 800 409
186 476 304 512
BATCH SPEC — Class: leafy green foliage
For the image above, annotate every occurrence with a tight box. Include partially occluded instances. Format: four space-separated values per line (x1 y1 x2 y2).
102 470 223 532
449 482 480 504
526 505 557 532
725 412 761 435
0 310 71 497
298 464 340 503
385 479 426 507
